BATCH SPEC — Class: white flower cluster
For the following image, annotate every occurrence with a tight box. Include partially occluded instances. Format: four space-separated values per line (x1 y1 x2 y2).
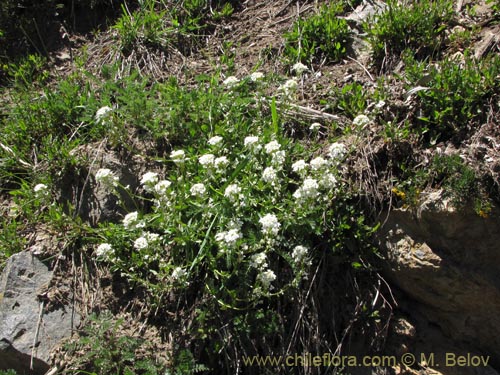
96 243 113 258
262 167 278 185
264 140 281 154
215 228 242 248
292 160 308 176
259 213 281 236
154 179 172 196
291 245 309 264
279 79 298 96
170 150 186 164
95 106 112 123
250 252 268 268
95 168 119 187
223 76 240 87
328 142 347 161
140 171 159 192
133 231 160 250
214 156 229 172
290 142 346 203
310 156 329 171
292 62 309 75
172 266 187 282
257 269 276 289
249 72 264 81
208 135 223 146
34 183 49 198
123 211 144 230
224 183 242 202
190 183 206 197
353 114 371 128
293 178 319 201
199 153 215 167
244 136 259 147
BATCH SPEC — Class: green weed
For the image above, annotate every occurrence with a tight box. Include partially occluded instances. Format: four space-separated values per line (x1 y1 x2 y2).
404 52 500 142
365 0 454 66
63 312 167 375
284 3 350 65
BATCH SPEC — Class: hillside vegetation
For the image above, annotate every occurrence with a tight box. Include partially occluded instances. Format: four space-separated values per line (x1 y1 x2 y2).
1 0 499 374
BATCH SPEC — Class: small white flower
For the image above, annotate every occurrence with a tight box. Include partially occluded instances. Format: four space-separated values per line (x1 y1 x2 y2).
223 76 239 87
310 156 329 171
95 106 112 123
292 245 308 263
96 243 113 258
218 229 242 246
34 183 49 198
244 136 259 147
154 180 172 195
95 168 119 187
294 178 319 201
264 140 281 154
199 154 215 167
170 150 186 164
262 167 278 184
249 71 264 81
259 213 281 236
292 62 309 75
224 184 241 201
353 114 371 128
134 236 149 250
143 231 160 244
303 178 319 197
271 150 286 167
292 160 308 174
328 143 347 160
190 183 206 197
140 172 159 192
172 266 187 281
375 100 386 110
123 211 140 230
258 269 276 288
319 173 338 189
309 122 321 131
279 79 298 96
208 135 223 146
214 156 229 171
250 253 268 268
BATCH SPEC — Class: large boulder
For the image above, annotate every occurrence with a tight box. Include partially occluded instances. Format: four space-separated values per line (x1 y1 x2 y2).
0 251 80 375
379 190 500 368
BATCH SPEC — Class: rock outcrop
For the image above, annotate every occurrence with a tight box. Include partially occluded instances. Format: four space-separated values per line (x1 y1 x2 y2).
379 190 500 369
0 251 79 374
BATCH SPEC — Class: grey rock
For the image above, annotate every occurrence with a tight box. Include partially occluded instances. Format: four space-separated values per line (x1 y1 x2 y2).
0 252 79 374
379 190 500 368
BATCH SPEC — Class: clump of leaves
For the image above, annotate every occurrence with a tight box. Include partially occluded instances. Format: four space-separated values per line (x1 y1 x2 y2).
405 52 500 143
284 2 350 65
430 154 479 208
365 0 454 67
63 312 167 375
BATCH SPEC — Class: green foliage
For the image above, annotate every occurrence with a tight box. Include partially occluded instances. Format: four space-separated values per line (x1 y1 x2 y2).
114 1 170 54
64 312 167 375
487 0 500 16
330 82 368 119
404 52 500 142
365 0 454 64
0 370 17 375
1 54 48 87
430 154 480 207
88 71 377 372
170 349 209 375
284 3 350 65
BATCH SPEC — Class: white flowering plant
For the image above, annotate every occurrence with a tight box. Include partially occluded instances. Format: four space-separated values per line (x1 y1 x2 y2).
87 72 377 371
